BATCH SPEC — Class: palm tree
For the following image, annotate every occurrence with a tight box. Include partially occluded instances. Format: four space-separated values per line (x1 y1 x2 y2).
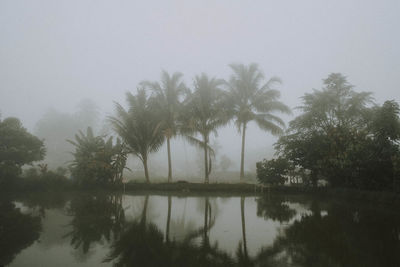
181 74 229 183
228 63 291 182
109 89 164 183
141 71 187 183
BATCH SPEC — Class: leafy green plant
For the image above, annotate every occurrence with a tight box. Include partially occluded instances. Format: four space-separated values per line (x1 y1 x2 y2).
68 127 128 187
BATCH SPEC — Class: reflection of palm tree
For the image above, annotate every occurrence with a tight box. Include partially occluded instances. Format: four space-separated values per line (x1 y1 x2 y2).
235 196 254 266
203 197 211 245
105 196 233 266
141 195 149 225
166 195 171 242
241 197 248 258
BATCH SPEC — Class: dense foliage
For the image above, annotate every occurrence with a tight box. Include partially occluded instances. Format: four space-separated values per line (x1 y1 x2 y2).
68 127 127 187
256 157 291 185
0 117 45 188
258 73 400 191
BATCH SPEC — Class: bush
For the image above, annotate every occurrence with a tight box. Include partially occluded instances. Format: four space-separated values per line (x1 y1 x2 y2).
256 158 290 185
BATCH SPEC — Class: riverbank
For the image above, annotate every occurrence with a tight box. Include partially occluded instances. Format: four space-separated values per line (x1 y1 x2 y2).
124 181 261 194
4 179 400 206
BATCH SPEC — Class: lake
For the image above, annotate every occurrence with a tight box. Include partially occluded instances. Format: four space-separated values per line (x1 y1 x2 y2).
2 192 400 266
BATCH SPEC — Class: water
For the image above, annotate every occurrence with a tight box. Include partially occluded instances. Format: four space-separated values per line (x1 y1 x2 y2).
1 192 400 266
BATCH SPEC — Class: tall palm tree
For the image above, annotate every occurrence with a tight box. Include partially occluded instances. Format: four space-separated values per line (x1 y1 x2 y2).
109 89 164 183
141 71 187 183
228 63 291 182
181 74 229 183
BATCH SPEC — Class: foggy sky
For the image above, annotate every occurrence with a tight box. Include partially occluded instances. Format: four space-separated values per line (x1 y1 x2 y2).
1 0 399 174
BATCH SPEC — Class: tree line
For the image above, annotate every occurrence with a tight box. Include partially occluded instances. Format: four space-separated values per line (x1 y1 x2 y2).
1 64 399 191
69 63 290 185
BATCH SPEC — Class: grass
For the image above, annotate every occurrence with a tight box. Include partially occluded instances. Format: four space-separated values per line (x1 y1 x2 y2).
124 181 261 194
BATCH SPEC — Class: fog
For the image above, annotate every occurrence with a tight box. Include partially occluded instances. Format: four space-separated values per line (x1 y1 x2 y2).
1 0 399 180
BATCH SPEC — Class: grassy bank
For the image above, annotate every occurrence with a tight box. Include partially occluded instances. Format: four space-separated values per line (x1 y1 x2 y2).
4 178 400 206
124 181 260 194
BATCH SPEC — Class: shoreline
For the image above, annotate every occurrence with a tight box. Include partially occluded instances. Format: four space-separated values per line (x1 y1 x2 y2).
4 181 400 206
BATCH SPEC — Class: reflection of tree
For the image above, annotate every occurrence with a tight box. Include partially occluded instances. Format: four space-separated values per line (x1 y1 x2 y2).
105 196 234 266
0 199 42 266
167 198 197 242
256 195 297 223
65 194 125 254
14 193 69 218
255 200 400 267
166 195 171 242
236 196 252 266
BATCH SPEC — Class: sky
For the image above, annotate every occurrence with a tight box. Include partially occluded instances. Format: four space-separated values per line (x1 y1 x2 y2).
1 0 399 174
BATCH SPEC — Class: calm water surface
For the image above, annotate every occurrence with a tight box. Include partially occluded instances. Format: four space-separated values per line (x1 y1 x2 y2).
1 192 400 266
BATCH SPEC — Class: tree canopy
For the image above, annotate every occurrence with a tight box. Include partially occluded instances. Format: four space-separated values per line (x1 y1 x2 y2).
0 117 45 187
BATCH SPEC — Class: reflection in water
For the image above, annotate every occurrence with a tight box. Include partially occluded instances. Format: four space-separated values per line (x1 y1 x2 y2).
0 198 42 266
65 194 125 254
166 195 171 242
236 196 251 266
256 200 400 267
256 194 297 223
105 195 233 267
4 193 400 267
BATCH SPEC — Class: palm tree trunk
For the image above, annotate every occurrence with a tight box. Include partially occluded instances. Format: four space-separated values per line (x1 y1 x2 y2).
166 195 171 242
204 135 209 184
241 196 248 258
167 136 172 183
240 122 247 182
143 156 150 183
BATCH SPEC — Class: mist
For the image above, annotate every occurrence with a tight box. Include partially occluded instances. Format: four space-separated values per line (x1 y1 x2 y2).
3 2 400 267
1 0 399 180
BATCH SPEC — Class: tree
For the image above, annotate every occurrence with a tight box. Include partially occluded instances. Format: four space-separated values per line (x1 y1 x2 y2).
370 100 400 142
141 71 187 182
227 63 291 182
219 154 233 172
181 74 229 183
256 157 291 185
368 100 400 190
68 127 127 187
0 117 45 187
110 89 165 183
276 73 377 188
34 100 99 170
